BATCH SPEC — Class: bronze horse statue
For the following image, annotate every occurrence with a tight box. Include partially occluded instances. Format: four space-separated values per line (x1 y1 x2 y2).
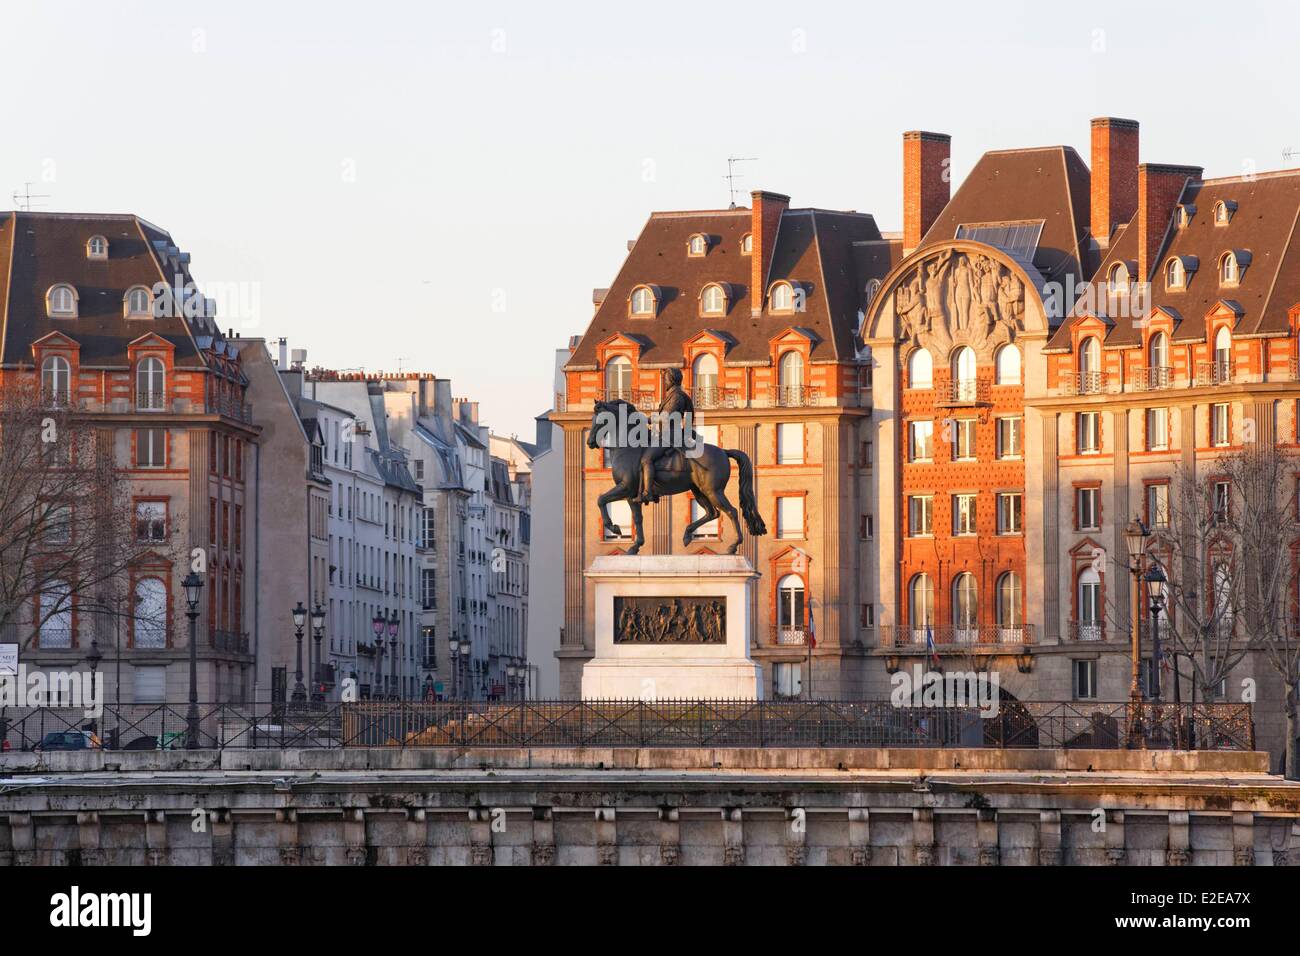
587 398 766 555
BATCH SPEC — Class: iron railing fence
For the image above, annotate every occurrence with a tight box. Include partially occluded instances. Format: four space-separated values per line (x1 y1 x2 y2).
0 700 1254 752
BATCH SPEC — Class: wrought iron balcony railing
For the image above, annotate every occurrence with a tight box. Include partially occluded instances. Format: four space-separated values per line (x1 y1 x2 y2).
692 386 740 410
1067 620 1106 642
768 385 820 408
772 626 807 646
1129 366 1173 391
40 389 72 409
136 390 165 411
601 387 658 409
938 379 990 406
1195 360 1234 388
879 624 1035 650
1059 370 1112 396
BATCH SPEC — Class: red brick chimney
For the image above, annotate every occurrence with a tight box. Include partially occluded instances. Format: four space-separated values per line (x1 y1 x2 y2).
902 131 951 253
1137 163 1203 283
1090 117 1140 248
750 190 790 316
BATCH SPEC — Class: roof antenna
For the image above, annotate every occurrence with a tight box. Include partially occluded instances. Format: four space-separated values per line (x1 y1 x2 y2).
1285 147 1300 163
724 157 758 208
11 182 49 211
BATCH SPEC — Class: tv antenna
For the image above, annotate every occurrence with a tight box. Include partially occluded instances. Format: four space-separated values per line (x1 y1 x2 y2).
12 182 49 211
1285 147 1300 163
724 156 758 208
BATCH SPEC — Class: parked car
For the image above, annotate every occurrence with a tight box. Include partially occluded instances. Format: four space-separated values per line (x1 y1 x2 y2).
33 730 101 752
121 732 186 751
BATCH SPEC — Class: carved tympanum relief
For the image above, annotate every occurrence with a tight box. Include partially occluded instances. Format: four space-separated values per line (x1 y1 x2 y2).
895 249 1026 358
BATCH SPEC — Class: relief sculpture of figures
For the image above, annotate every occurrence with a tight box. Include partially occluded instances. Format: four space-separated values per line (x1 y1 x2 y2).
892 248 1026 353
614 596 726 644
948 252 974 332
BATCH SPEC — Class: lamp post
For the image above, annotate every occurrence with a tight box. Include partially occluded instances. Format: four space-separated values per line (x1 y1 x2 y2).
1123 518 1150 749
291 601 308 704
371 613 385 697
84 639 103 740
182 572 204 749
449 637 461 699
1145 563 1167 701
506 660 517 701
310 603 326 703
387 612 400 699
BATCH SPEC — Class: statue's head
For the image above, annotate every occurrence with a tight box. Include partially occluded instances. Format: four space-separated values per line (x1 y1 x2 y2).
663 368 683 390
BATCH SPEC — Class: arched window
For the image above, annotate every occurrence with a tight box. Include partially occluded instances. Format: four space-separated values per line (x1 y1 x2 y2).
86 235 108 259
953 346 977 401
605 355 632 400
997 572 1022 636
1149 331 1169 370
125 286 152 317
770 281 795 313
1108 262 1130 294
1166 257 1186 289
1214 327 1232 379
630 286 655 317
1077 568 1102 640
952 572 978 640
39 580 73 648
688 234 707 256
41 355 72 407
47 284 77 317
863 278 882 308
777 573 806 635
133 577 167 649
907 348 933 389
778 350 804 405
740 234 752 255
995 344 1021 385
1212 562 1234 638
1220 252 1239 285
909 573 935 639
1214 200 1231 224
701 283 726 315
136 357 165 409
692 352 718 401
1078 335 1101 392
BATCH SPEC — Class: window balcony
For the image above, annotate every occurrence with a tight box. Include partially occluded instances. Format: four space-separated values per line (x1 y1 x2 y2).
768 385 820 408
937 379 990 407
1129 366 1173 392
879 624 1035 651
772 626 807 646
1059 370 1113 396
602 387 658 409
1195 360 1233 388
136 389 166 411
1067 620 1106 642
692 386 740 410
40 389 72 410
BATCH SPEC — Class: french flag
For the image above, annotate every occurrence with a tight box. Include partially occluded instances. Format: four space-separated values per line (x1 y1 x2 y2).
925 624 940 667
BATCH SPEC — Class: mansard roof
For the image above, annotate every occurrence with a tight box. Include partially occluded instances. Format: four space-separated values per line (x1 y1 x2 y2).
0 211 208 368
566 204 882 370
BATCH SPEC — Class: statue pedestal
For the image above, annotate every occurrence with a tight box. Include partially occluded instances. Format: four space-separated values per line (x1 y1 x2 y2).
581 554 763 700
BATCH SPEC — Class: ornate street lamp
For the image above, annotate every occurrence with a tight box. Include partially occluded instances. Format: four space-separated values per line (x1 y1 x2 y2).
448 637 461 700
1145 563 1167 702
182 572 204 748
388 612 400 699
310 603 326 702
291 601 308 704
1123 517 1150 748
371 613 386 697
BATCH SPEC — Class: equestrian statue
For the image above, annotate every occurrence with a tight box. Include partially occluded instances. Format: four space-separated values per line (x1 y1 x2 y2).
587 369 766 555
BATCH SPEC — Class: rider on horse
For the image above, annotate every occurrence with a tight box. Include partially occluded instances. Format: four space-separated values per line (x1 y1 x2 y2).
638 368 695 504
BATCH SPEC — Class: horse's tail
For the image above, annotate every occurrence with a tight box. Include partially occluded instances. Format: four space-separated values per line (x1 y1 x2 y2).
726 449 767 537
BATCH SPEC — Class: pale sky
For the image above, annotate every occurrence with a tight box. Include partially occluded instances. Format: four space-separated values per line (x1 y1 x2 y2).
3 0 1296 437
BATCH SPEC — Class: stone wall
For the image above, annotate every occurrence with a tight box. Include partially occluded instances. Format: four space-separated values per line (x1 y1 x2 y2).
2 748 1297 866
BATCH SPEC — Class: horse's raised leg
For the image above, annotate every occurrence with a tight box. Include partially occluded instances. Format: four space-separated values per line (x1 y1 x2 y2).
682 487 720 548
628 499 645 555
712 490 744 555
596 484 633 538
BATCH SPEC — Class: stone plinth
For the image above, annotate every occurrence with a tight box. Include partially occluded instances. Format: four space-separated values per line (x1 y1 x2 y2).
581 554 762 700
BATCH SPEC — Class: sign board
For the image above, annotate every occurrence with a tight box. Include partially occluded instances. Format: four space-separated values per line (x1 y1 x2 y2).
0 643 17 675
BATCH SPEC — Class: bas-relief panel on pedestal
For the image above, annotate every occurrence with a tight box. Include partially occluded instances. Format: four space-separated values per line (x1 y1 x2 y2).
894 249 1026 358
613 596 726 645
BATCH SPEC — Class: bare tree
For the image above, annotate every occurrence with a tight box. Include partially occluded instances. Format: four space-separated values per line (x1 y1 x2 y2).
0 379 171 652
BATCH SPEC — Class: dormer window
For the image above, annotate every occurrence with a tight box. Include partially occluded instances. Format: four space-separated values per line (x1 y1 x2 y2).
1165 257 1187 290
687 234 708 257
1214 200 1236 225
1220 252 1239 285
47 284 78 318
740 234 753 255
1176 204 1195 228
700 283 727 316
124 286 153 317
86 236 108 260
629 285 656 317
769 281 796 313
1107 262 1130 294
